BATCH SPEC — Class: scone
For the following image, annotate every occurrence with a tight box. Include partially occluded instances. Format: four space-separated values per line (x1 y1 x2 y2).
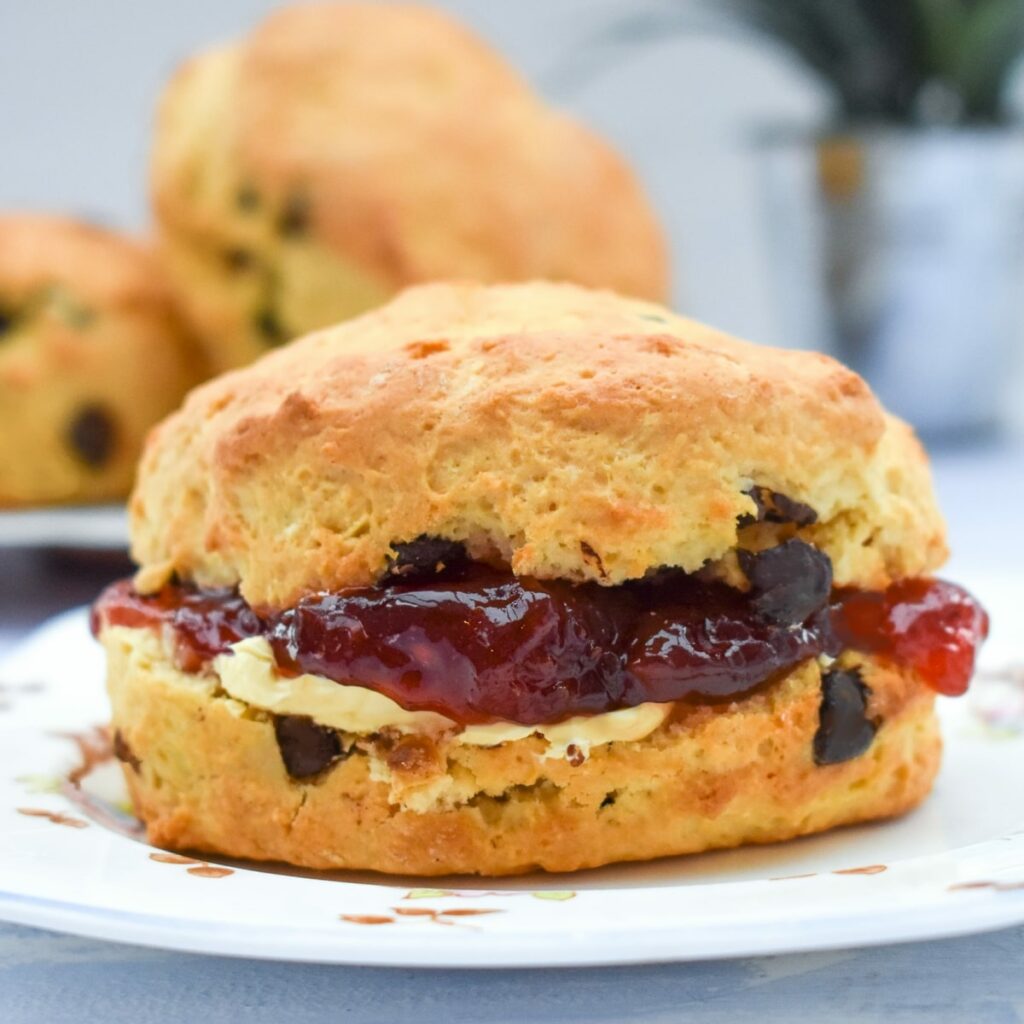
0 214 199 507
92 282 988 876
150 2 668 373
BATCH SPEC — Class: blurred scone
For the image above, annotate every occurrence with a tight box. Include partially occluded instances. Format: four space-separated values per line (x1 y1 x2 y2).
0 215 198 507
150 2 669 372
93 282 987 875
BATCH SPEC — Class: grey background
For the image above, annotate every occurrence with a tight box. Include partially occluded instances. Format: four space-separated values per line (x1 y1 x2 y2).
0 0 831 346
3 919 1024 1024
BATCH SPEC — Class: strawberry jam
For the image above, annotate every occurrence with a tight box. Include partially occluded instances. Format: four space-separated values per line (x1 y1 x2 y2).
92 554 988 725
831 578 989 696
90 581 261 673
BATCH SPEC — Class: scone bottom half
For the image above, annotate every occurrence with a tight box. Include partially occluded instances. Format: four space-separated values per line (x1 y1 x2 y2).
90 282 988 874
93 529 988 875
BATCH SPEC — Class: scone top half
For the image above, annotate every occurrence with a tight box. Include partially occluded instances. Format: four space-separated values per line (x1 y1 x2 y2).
129 281 945 606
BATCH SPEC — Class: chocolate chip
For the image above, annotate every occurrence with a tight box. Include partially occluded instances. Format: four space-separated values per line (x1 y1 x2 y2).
224 247 254 272
385 734 439 774
236 185 260 212
738 539 832 625
66 405 116 468
253 307 287 345
278 193 310 238
383 536 468 583
814 668 877 765
768 491 818 526
738 486 818 528
0 309 12 337
112 730 141 773
565 743 585 767
580 541 607 578
273 715 343 779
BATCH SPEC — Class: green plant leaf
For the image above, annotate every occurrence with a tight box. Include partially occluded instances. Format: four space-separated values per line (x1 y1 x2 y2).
700 0 1023 123
914 0 970 77
566 0 1024 124
953 0 1024 119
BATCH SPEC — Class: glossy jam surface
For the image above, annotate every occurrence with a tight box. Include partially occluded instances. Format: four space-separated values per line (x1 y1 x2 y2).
90 582 261 673
831 578 989 696
268 568 834 723
93 563 988 725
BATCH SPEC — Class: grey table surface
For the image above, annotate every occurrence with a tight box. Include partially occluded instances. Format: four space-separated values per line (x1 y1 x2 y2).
1 442 1022 1024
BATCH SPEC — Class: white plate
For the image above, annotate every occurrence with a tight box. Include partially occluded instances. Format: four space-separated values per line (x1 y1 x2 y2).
0 576 1022 968
0 505 128 550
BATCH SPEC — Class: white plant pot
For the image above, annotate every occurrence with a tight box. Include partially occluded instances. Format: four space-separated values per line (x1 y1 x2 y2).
757 128 1024 438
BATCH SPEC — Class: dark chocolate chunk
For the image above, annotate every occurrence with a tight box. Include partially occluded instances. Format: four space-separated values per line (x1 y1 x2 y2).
278 193 310 238
67 404 116 468
224 247 254 272
273 715 343 779
739 539 832 625
0 309 12 337
383 535 468 583
565 743 585 767
253 307 287 345
579 541 607 578
767 491 818 526
738 486 818 528
112 729 141 772
813 668 877 765
385 734 438 774
236 184 260 212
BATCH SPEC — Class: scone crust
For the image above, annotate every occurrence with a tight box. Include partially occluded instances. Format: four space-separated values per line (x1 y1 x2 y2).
0 214 198 506
150 2 668 370
130 281 946 608
0 215 175 309
103 626 940 876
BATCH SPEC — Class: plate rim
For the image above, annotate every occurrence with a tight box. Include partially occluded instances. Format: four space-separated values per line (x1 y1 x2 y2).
0 504 128 550
1 882 1023 968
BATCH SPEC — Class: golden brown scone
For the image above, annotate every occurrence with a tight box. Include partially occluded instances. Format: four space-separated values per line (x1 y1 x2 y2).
95 280 974 877
130 281 946 610
150 2 668 372
102 624 939 876
0 215 199 507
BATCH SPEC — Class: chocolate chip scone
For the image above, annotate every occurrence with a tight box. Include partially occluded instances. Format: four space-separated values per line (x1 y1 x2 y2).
0 214 199 507
150 2 668 373
93 281 987 875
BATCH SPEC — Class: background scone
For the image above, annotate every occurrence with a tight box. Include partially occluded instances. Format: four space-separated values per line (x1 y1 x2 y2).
151 2 668 372
94 282 986 876
0 214 198 507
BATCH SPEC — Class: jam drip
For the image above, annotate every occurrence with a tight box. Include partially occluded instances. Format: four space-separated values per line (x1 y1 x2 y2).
89 582 261 673
93 559 988 725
